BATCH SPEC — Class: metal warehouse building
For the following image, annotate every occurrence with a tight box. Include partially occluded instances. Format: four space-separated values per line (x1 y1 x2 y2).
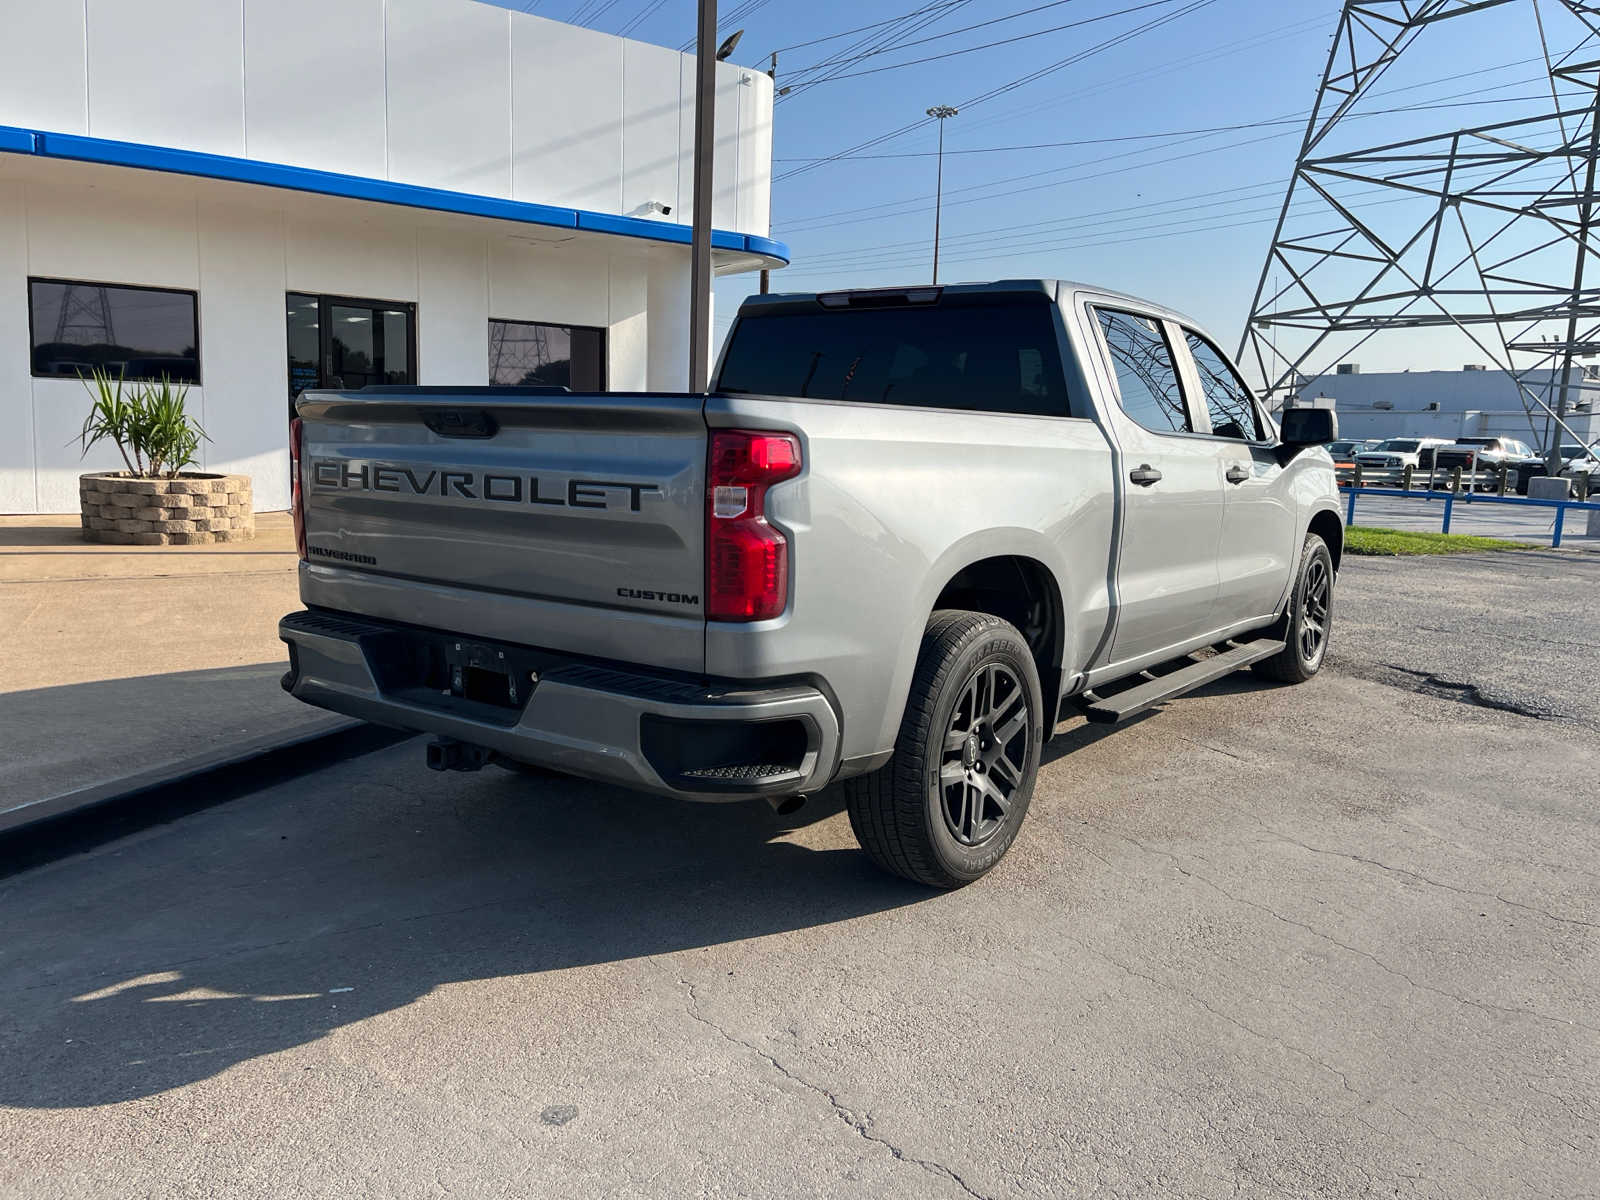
0 0 784 515
1299 364 1600 448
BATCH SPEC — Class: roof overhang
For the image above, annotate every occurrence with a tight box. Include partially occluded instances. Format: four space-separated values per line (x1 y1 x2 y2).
0 124 789 272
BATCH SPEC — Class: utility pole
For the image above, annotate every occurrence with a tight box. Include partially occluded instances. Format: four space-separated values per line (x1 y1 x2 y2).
688 0 717 392
760 51 777 295
926 105 958 285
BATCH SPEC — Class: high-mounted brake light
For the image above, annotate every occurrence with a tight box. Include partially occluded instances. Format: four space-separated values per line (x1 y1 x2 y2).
706 430 801 621
289 417 307 561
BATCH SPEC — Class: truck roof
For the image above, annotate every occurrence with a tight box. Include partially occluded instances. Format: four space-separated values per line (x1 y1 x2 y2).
738 278 1205 332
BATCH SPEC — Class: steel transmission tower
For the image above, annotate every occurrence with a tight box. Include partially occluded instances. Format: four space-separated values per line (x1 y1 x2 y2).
1241 0 1600 467
489 321 554 385
53 284 117 347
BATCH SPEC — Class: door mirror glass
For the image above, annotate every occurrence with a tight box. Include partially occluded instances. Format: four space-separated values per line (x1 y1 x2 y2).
1280 407 1339 447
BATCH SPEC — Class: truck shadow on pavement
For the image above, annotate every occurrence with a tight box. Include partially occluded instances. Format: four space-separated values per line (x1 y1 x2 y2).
1 671 1282 1111
0 754 927 1110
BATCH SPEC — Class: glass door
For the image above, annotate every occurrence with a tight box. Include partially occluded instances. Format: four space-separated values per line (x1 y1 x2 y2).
287 293 416 420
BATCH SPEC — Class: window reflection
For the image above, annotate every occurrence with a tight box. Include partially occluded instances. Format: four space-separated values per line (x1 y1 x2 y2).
488 319 606 391
29 279 200 383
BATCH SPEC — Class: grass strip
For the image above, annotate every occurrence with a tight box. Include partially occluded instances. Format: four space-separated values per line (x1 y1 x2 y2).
1346 526 1532 556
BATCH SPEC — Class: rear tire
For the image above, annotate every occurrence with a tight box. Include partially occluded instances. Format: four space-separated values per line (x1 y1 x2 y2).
845 611 1044 889
1254 532 1334 684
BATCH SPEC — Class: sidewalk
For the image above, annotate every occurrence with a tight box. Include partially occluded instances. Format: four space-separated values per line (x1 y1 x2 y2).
1 512 345 806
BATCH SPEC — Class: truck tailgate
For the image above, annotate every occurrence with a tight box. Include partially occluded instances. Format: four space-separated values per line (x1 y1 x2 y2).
295 390 707 672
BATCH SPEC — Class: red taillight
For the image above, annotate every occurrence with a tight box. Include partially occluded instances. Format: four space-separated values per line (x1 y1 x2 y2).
289 417 307 561
706 430 801 621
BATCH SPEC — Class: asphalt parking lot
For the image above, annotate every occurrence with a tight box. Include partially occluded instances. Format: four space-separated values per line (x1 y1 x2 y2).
3 550 1596 1199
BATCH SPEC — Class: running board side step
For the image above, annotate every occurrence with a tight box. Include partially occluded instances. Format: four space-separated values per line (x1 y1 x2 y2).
1076 638 1285 725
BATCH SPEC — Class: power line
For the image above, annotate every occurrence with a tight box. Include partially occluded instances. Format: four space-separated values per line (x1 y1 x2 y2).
774 67 1558 233
773 93 1553 163
773 0 1221 181
783 0 1191 89
616 0 670 37
779 2 981 99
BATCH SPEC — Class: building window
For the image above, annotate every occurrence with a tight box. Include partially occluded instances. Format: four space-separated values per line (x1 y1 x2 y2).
28 278 200 383
488 319 606 391
287 293 416 418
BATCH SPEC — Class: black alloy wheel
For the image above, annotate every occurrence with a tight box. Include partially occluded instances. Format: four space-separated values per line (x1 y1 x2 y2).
1254 532 1334 684
939 662 1031 847
1298 553 1331 666
844 610 1044 888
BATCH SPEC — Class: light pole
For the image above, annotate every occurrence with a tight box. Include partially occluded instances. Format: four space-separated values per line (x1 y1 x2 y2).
926 105 958 285
689 5 742 392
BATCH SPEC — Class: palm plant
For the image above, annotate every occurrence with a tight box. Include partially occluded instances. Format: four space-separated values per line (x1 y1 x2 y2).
78 368 207 478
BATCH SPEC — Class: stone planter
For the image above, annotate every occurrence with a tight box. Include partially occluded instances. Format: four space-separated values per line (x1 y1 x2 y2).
79 472 255 545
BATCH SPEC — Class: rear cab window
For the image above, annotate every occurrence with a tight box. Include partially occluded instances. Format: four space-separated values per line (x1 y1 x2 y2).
716 297 1072 418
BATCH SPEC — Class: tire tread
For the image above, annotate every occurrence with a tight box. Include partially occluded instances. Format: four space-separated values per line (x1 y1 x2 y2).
845 610 1025 888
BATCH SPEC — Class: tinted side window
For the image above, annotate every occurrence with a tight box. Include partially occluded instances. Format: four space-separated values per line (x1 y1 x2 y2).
1184 331 1262 441
29 278 200 383
489 319 607 391
718 302 1069 417
1094 308 1189 434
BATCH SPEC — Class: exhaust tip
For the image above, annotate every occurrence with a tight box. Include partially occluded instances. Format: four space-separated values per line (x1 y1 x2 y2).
767 794 807 816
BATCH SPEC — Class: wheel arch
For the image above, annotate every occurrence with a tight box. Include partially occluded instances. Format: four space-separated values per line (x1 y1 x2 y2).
1307 506 1344 573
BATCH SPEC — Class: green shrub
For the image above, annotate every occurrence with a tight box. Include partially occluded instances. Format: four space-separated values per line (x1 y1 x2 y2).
78 368 208 479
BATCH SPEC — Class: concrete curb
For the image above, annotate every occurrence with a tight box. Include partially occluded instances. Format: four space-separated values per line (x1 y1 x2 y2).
0 718 412 872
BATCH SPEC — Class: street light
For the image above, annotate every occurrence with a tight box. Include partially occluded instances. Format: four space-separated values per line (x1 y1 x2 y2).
926 105 958 285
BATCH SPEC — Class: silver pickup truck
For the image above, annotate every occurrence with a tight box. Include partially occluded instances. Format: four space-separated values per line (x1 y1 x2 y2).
280 280 1342 887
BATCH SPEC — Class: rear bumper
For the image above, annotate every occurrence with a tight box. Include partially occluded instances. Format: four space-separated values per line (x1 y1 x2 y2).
278 609 841 801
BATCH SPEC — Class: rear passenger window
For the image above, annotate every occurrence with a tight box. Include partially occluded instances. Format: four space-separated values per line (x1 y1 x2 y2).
1184 331 1263 441
1094 309 1190 434
717 302 1069 417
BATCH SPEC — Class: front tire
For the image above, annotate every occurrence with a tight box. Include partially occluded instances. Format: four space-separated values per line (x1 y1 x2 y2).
1254 532 1334 683
845 611 1044 889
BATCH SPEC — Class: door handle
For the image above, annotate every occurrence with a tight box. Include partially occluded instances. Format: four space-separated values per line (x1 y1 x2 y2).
1129 464 1163 487
1226 464 1251 484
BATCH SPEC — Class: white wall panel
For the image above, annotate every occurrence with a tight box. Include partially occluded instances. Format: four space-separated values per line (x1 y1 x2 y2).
386 0 511 198
607 251 648 391
621 43 686 225
24 179 199 288
417 228 488 385
197 199 290 511
513 18 623 215
244 0 386 179
737 73 772 235
0 182 35 512
711 65 744 232
86 0 245 156
488 237 608 329
0 0 87 135
645 247 689 392
284 216 417 303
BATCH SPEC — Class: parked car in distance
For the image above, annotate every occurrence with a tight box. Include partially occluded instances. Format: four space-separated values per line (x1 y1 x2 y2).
1433 436 1537 487
1515 443 1600 495
1328 439 1367 484
1354 437 1451 483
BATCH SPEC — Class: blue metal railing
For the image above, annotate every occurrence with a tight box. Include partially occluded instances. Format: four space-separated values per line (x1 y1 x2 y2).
1340 486 1600 548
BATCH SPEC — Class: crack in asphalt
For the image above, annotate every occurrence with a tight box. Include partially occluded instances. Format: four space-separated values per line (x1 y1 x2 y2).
665 968 995 1200
1073 822 1600 1036
1250 824 1599 932
1375 664 1568 722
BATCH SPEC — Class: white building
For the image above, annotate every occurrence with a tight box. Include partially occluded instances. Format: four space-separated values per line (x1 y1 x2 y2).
1299 364 1600 448
0 0 784 514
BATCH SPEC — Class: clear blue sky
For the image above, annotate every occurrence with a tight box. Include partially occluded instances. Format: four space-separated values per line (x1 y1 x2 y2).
498 1 1585 376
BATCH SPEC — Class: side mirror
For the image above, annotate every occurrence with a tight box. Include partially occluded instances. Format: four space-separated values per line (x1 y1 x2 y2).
1280 407 1338 448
